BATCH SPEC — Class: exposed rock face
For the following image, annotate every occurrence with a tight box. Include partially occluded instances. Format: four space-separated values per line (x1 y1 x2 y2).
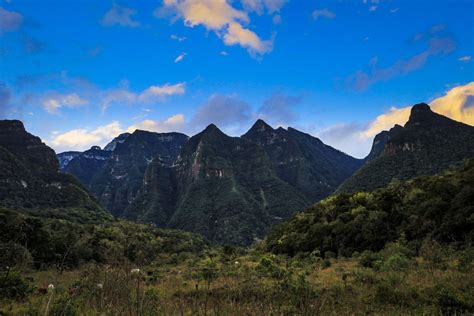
59 129 189 217
242 119 363 202
0 120 109 222
338 103 474 193
123 122 363 245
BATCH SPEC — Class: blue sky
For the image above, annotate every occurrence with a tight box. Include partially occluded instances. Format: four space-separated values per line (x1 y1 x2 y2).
0 0 473 157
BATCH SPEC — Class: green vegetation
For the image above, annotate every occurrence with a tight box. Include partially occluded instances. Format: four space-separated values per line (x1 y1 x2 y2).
339 103 474 193
1 239 472 315
126 124 310 245
266 159 474 256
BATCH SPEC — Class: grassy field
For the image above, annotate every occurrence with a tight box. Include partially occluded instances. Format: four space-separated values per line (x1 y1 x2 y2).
1 243 473 315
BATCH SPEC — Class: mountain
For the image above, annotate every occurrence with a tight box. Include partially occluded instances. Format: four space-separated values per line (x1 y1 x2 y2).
125 124 309 245
338 103 474 193
0 120 110 223
103 132 130 151
57 151 81 169
62 146 112 186
62 130 189 217
242 119 363 202
266 158 474 257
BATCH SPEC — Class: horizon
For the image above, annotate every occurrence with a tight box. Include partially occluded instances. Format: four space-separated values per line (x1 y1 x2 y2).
0 0 473 158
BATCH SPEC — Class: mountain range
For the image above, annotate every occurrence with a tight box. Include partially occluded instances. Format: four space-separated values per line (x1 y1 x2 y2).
2 103 473 245
57 120 362 244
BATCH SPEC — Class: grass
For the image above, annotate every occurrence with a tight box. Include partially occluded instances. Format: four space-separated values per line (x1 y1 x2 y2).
1 248 473 315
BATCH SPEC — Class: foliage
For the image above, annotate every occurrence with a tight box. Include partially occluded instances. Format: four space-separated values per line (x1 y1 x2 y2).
266 160 474 256
0 209 207 269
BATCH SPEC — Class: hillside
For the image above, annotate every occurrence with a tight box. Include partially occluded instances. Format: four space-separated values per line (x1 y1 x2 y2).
338 103 474 193
60 130 189 217
0 120 110 223
242 120 362 202
126 124 309 245
266 159 474 256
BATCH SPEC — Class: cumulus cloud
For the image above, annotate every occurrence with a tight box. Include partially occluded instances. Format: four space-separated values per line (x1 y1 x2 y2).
101 4 140 28
347 28 456 91
0 7 23 33
42 93 88 114
223 22 272 54
127 114 186 133
50 121 123 152
158 0 272 55
362 81 474 138
312 9 335 20
174 52 186 63
50 114 187 152
362 107 410 138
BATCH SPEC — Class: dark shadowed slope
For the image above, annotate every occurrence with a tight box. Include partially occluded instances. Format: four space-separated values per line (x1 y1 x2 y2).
338 103 474 193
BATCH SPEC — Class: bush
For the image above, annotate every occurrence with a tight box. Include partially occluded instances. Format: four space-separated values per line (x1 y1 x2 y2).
381 254 411 272
359 250 382 269
436 287 473 315
0 270 32 300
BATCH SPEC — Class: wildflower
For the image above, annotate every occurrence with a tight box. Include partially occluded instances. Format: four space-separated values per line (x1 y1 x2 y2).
234 261 239 265
96 283 103 289
131 268 140 274
48 284 55 291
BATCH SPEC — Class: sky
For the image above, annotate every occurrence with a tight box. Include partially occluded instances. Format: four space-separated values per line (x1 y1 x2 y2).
0 0 473 158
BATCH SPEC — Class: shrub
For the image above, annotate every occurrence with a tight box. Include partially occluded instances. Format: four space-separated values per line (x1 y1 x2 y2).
0 270 32 300
436 287 473 315
382 254 411 272
359 250 382 269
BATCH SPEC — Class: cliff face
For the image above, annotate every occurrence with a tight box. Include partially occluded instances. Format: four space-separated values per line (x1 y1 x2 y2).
338 103 474 193
0 120 110 223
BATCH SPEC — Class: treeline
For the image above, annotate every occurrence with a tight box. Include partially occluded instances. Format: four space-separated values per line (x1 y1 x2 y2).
265 159 474 257
0 209 207 270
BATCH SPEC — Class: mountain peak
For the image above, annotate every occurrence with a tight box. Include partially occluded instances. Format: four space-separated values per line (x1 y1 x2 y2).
406 102 450 127
0 119 26 132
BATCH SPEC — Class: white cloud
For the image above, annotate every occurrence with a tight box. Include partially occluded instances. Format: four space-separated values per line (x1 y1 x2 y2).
458 55 471 62
369 5 377 11
362 81 474 138
138 83 186 101
42 93 88 114
170 34 187 41
127 114 186 133
312 8 336 20
50 121 123 152
0 6 23 33
101 4 140 28
223 22 272 54
314 82 474 158
174 52 187 63
159 0 272 55
50 113 187 152
100 82 186 112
